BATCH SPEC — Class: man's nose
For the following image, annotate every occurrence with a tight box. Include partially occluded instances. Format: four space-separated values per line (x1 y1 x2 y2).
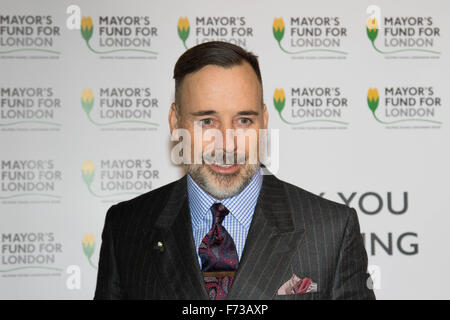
220 123 236 153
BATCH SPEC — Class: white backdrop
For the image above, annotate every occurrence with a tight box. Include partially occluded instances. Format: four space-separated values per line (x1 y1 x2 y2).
0 0 449 299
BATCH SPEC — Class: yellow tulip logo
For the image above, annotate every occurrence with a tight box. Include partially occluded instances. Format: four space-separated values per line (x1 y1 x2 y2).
177 17 190 49
82 233 95 257
366 17 378 31
367 88 379 113
81 16 94 42
81 88 94 102
273 18 285 42
366 17 378 43
81 89 94 115
81 160 95 187
273 88 286 114
82 233 97 269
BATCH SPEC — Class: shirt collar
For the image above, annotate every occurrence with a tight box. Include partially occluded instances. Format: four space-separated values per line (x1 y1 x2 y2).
187 168 263 229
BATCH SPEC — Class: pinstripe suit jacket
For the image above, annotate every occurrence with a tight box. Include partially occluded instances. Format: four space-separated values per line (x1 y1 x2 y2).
94 174 375 300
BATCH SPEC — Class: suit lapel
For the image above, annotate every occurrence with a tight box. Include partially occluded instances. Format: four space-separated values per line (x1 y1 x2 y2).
227 174 306 299
144 173 306 300
147 176 209 299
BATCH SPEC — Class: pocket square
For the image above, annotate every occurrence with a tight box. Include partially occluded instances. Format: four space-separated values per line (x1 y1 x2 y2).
277 274 318 295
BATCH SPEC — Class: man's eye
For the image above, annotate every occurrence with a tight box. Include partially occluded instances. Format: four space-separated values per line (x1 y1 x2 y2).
238 118 253 125
200 119 213 126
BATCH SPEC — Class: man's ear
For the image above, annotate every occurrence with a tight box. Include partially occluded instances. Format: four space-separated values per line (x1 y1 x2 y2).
169 103 179 133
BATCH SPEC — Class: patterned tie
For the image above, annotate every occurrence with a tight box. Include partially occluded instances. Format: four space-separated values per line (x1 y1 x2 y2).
198 203 239 300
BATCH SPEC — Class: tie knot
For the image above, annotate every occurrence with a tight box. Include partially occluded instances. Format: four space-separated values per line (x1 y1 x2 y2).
211 203 229 225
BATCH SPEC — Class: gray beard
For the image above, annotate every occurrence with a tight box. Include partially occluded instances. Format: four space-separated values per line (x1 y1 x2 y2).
186 163 260 200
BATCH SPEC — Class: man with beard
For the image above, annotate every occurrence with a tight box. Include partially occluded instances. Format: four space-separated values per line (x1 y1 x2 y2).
94 41 375 300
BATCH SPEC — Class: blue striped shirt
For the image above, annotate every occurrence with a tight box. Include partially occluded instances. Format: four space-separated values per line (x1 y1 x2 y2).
187 168 263 267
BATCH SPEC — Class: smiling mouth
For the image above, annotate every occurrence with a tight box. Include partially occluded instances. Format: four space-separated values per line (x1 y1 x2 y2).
208 162 240 174
212 163 234 168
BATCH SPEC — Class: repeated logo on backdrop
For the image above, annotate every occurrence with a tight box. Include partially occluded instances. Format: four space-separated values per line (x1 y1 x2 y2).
80 87 159 131
365 14 441 58
177 16 255 49
0 160 62 204
273 86 349 129
80 15 159 58
0 232 64 276
0 15 61 58
366 86 443 129
273 16 348 59
81 159 159 202
0 87 62 131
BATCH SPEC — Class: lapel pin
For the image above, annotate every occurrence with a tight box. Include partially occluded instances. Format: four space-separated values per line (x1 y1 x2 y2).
155 241 164 252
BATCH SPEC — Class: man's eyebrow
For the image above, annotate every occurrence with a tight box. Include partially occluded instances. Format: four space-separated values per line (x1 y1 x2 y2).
190 110 260 117
236 110 259 116
190 110 217 116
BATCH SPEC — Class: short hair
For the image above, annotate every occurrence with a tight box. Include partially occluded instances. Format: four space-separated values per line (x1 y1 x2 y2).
173 41 263 111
